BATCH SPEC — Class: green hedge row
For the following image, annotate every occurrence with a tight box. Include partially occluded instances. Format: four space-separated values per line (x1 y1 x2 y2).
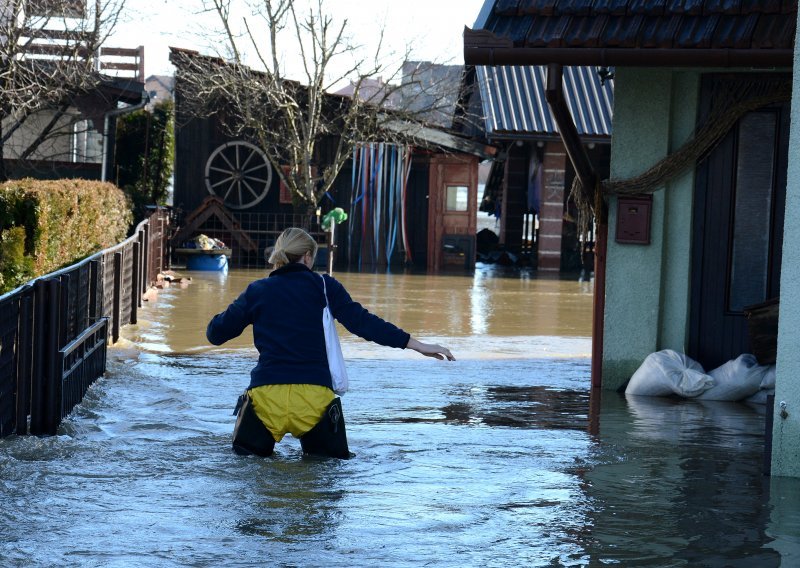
0 179 133 294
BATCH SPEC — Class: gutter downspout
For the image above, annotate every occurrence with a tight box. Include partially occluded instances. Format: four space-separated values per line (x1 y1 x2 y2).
544 63 605 390
101 92 149 182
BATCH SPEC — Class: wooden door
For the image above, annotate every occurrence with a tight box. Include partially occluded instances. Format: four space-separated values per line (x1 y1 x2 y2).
689 76 789 369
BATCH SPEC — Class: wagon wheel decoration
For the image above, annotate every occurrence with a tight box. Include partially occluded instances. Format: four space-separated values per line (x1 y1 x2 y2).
204 141 273 209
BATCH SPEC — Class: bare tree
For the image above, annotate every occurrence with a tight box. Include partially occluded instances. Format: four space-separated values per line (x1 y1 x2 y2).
172 0 470 213
0 0 126 180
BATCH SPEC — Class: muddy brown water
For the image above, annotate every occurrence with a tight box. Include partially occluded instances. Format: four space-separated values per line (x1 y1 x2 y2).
1 266 799 567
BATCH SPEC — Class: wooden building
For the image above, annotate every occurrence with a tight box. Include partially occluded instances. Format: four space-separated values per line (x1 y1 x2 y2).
169 47 493 272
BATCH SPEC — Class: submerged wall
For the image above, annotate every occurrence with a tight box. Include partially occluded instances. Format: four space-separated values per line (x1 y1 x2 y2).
772 14 800 478
601 68 699 391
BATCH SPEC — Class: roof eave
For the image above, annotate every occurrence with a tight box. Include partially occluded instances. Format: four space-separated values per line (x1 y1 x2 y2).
488 131 611 143
464 46 794 69
380 117 498 159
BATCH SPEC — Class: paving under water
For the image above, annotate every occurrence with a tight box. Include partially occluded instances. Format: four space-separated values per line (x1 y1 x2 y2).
1 266 799 567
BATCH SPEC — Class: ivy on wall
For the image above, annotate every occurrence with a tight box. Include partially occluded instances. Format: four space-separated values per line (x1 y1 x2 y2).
115 100 175 221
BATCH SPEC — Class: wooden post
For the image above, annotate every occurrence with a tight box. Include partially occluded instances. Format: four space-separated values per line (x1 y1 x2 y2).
15 292 32 435
591 218 607 389
43 278 61 435
131 242 140 325
588 383 601 437
88 260 100 322
112 251 122 344
142 224 150 296
59 273 70 346
29 280 47 435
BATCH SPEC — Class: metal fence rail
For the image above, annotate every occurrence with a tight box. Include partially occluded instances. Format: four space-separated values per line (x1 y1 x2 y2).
0 207 170 437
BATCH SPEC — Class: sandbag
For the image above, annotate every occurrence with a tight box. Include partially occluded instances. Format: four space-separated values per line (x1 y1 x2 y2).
626 350 714 398
742 364 777 405
760 365 777 390
696 354 766 401
744 388 775 405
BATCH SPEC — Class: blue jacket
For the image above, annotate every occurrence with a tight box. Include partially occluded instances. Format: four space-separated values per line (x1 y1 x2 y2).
206 263 411 389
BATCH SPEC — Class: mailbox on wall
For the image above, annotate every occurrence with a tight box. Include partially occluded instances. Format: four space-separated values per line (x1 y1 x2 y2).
616 195 652 245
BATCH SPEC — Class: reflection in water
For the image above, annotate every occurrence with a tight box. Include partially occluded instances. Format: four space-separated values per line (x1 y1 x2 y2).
1 267 799 566
581 394 795 567
387 385 590 430
235 460 346 542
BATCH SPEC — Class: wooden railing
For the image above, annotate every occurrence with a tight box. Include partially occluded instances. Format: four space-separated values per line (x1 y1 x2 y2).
99 46 145 81
0 207 170 436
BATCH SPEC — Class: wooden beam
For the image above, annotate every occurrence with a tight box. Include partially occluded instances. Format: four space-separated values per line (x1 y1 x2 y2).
543 63 606 389
101 62 140 71
100 47 142 57
544 64 596 195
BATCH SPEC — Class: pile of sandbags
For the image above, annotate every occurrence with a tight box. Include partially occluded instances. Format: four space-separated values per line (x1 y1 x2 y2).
625 350 775 403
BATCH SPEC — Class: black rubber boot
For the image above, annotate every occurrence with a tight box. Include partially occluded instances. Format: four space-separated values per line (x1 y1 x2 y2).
232 392 276 457
300 398 350 459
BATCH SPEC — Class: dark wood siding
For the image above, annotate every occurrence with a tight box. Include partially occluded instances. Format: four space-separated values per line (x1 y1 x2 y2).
174 82 342 216
503 142 529 253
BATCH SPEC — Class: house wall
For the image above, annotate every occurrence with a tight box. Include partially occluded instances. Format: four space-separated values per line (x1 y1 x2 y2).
772 16 800 478
602 68 700 390
2 109 93 162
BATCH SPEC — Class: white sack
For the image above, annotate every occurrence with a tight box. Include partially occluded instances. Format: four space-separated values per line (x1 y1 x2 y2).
760 365 777 390
741 365 777 405
625 350 714 398
696 354 765 401
744 388 775 405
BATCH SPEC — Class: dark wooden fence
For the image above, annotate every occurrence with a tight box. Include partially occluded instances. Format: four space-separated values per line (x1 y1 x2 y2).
0 207 170 437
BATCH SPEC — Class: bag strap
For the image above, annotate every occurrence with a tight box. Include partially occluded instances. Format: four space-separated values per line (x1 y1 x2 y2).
319 273 330 308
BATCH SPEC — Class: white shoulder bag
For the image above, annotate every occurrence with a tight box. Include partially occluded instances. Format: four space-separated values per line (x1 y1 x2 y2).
320 274 349 395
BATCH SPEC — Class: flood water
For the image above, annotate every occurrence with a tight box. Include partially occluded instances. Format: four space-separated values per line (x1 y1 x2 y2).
2 266 800 567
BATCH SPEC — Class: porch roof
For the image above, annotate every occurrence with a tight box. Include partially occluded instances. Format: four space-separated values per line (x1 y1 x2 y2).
476 64 613 138
465 0 797 68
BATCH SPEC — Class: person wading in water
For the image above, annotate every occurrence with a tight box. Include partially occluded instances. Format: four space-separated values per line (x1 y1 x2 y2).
207 227 455 459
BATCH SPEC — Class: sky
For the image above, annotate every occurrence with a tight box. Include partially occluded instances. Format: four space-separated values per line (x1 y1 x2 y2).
108 0 488 83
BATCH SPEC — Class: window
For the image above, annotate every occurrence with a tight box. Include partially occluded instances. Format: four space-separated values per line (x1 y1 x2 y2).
446 185 469 211
728 111 777 312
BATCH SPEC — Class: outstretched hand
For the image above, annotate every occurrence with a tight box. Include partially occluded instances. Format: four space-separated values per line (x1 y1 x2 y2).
407 337 456 361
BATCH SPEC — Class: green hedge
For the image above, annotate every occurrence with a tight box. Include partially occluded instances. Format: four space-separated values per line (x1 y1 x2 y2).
0 179 133 293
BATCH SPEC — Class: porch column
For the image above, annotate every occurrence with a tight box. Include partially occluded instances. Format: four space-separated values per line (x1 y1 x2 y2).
772 12 800 478
601 68 672 390
537 141 566 271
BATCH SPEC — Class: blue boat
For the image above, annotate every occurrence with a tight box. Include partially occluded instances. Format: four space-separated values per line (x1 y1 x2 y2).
175 247 232 271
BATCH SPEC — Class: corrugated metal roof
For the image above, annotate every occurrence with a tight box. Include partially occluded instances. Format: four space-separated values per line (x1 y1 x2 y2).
476 65 613 138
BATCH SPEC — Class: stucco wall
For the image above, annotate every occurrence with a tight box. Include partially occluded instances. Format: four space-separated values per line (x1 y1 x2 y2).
601 68 699 391
772 12 800 477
